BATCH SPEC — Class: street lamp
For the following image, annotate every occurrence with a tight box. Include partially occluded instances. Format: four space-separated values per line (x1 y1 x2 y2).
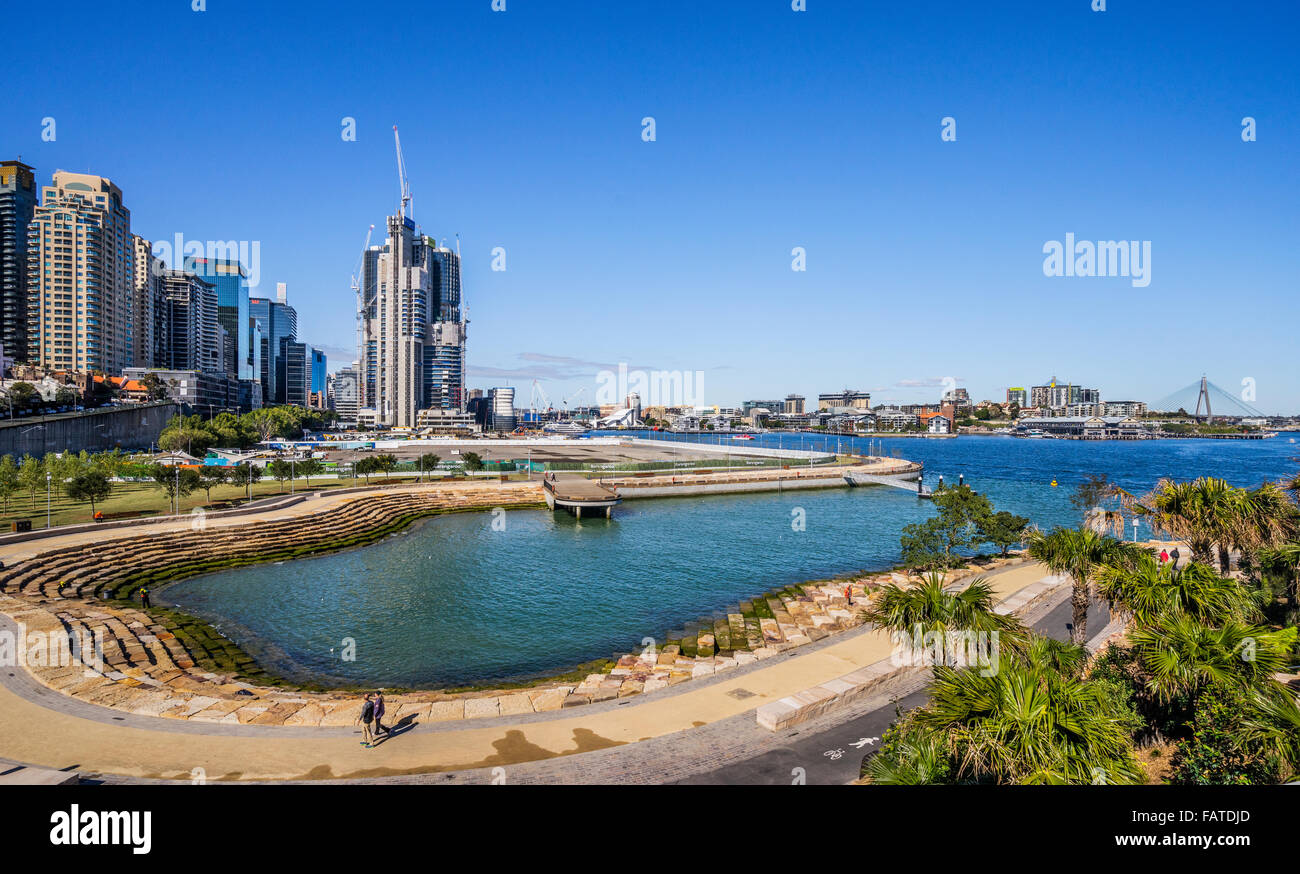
45 471 51 529
1132 518 1140 543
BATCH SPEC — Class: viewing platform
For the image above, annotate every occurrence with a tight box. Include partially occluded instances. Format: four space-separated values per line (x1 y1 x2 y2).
542 473 621 518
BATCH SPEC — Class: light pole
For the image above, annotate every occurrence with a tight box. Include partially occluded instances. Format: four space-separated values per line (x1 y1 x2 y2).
45 471 51 529
1132 518 1139 543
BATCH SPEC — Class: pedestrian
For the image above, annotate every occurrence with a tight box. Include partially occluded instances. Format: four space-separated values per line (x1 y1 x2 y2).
373 690 388 738
1170 547 1181 567
139 587 151 608
1159 548 1169 564
357 693 374 747
844 584 853 603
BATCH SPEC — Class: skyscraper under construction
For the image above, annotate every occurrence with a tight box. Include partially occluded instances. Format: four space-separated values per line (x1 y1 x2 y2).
357 129 466 429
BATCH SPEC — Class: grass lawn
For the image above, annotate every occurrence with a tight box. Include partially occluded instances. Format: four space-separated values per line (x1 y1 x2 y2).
0 472 445 531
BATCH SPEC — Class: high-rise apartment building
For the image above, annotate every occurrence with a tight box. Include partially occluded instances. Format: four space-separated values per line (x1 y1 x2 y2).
159 269 221 373
131 235 165 368
26 171 133 373
0 160 38 365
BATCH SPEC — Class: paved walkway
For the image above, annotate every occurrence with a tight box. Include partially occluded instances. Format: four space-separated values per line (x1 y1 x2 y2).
0 561 1057 782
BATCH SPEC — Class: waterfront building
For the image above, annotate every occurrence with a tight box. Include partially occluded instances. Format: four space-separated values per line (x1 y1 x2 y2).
783 393 805 415
1006 387 1028 407
941 387 971 410
421 242 467 412
1 160 38 365
27 171 133 373
1018 415 1148 439
248 286 297 404
817 389 871 411
159 269 221 373
872 407 919 430
1101 400 1148 417
1030 378 1100 411
918 410 953 433
742 399 783 415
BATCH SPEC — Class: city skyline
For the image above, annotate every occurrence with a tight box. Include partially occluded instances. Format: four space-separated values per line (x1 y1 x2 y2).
3 1 1297 412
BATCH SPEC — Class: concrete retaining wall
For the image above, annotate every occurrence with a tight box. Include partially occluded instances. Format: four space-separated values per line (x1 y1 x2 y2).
0 402 180 459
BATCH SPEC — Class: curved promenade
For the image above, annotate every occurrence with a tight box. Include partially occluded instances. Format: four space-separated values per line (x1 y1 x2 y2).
0 560 1059 782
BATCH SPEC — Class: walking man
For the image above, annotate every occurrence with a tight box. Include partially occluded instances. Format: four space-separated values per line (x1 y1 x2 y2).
373 690 388 738
357 693 375 747
139 587 151 608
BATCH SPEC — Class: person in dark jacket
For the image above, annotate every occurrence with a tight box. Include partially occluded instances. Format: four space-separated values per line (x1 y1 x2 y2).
372 691 388 738
356 693 375 747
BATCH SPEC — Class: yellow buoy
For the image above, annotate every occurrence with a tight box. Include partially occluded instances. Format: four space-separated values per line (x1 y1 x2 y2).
1050 479 1057 487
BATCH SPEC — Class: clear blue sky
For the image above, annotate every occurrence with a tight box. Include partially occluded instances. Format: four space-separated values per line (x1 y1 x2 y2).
5 0 1297 411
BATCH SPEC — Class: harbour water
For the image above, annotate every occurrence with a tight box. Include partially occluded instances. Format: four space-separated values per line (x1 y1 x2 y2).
165 434 1297 688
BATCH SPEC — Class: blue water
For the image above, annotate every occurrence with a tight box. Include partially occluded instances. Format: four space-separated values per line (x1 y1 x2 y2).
165 433 1297 688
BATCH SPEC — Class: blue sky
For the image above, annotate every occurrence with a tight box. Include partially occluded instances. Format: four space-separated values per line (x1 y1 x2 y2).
4 0 1297 411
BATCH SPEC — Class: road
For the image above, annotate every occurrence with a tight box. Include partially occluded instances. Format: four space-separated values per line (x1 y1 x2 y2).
677 598 1111 785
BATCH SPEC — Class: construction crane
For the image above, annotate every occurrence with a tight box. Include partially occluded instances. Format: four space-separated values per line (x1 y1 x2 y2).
530 379 553 418
351 224 374 400
393 125 412 220
561 386 587 418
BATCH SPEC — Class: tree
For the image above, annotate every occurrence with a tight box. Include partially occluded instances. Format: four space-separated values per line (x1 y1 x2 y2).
8 382 38 409
197 466 228 502
18 454 44 503
354 456 379 484
977 510 1029 556
1133 477 1295 573
54 386 79 407
418 453 441 480
296 457 323 485
149 464 200 513
374 454 398 477
461 451 484 473
1127 614 1295 703
860 573 1024 645
1094 555 1257 627
266 459 294 492
900 485 993 569
1170 684 1286 785
1024 527 1142 645
898 517 953 571
864 657 1143 785
64 470 112 516
0 455 18 511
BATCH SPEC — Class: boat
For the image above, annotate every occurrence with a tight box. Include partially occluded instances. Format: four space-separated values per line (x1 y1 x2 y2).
730 434 756 440
542 421 590 435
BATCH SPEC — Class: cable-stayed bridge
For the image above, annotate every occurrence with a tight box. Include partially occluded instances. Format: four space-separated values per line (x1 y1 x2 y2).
1150 376 1267 419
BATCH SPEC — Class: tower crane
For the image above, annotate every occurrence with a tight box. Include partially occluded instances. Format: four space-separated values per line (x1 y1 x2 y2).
393 125 412 220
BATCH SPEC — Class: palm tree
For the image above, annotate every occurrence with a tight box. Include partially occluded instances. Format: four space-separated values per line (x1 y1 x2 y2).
1127 614 1295 703
1257 542 1300 616
862 719 952 785
1134 477 1295 574
1094 554 1258 627
1239 687 1300 782
862 573 1021 635
909 661 1143 784
1023 527 1141 645
861 573 1025 666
